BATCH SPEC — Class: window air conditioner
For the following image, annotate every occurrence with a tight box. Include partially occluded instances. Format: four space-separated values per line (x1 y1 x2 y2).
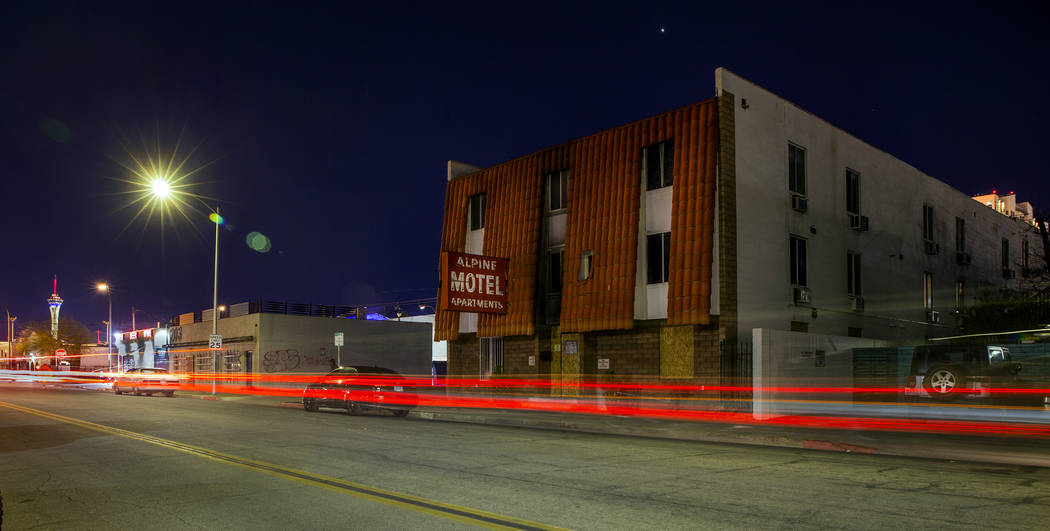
924 240 940 255
926 310 941 324
849 214 869 231
793 286 811 305
791 194 808 213
955 252 971 265
850 297 864 311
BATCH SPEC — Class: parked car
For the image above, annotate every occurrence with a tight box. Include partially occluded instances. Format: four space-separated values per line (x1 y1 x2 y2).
302 366 416 417
905 344 1048 406
113 368 179 397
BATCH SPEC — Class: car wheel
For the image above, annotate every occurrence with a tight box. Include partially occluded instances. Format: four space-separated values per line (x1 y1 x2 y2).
145 392 153 397
925 365 966 400
164 391 175 398
114 387 123 395
346 401 361 416
133 387 142 396
393 409 410 418
303 399 318 412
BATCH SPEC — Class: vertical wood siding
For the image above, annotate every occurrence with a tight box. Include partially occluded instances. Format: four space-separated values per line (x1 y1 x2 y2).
435 98 719 340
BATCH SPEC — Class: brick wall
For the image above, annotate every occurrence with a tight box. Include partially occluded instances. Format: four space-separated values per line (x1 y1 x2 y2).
448 334 479 377
503 335 539 376
590 326 661 376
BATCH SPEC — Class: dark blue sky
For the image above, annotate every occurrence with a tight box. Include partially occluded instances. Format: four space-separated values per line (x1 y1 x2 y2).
1 2 1047 335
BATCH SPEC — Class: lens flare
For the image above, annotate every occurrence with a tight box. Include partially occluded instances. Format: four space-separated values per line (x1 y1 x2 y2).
151 178 172 198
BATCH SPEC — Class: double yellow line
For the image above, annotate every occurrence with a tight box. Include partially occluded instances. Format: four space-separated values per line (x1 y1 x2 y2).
0 400 565 530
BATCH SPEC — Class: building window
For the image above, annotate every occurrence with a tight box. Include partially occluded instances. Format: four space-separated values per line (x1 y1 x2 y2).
845 169 860 215
644 139 674 190
790 235 807 286
923 272 933 311
480 337 504 379
955 280 964 310
847 251 862 297
547 169 569 212
549 249 563 294
847 327 862 338
1002 238 1010 270
922 204 934 241
955 217 965 253
469 193 486 231
647 232 671 284
578 250 593 281
788 144 806 196
1022 239 1030 270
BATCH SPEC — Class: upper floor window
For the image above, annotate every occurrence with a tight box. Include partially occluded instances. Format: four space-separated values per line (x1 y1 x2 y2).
845 169 860 214
549 249 563 294
789 234 807 286
788 144 806 196
469 193 486 231
1002 238 1010 270
922 204 934 241
644 139 674 190
1022 239 1030 270
847 251 862 297
578 250 593 281
547 169 569 212
955 217 966 253
647 232 671 284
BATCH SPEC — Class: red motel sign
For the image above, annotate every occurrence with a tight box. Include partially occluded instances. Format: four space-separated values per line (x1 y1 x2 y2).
439 251 508 314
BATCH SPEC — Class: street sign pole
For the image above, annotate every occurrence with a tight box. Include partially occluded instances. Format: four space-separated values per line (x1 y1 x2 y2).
209 334 223 395
334 332 344 367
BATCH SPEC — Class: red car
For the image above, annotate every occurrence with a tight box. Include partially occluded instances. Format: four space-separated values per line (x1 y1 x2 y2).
113 368 179 397
302 366 417 417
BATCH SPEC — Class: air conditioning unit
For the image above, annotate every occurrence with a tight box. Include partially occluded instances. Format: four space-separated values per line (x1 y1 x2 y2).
849 214 869 232
791 194 808 213
955 252 971 265
850 296 864 311
1002 268 1016 280
926 310 941 324
923 240 940 255
793 286 811 305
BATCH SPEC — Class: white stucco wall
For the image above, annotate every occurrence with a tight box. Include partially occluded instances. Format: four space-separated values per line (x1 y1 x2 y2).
717 67 1038 346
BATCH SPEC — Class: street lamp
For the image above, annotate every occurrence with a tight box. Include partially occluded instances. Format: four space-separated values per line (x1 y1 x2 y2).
0 303 13 368
97 283 113 371
131 306 147 330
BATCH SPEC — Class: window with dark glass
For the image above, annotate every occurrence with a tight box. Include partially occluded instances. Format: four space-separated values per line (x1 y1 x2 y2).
923 272 933 311
922 204 934 241
955 217 965 253
549 249 563 294
644 139 674 190
647 232 671 284
789 144 806 195
547 169 569 212
845 169 860 214
1002 238 1010 269
1022 239 1030 270
847 251 862 297
469 193 486 230
790 235 807 286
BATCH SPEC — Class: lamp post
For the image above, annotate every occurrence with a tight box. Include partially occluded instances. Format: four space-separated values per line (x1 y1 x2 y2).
1 303 12 368
210 207 222 396
131 306 147 331
97 283 113 371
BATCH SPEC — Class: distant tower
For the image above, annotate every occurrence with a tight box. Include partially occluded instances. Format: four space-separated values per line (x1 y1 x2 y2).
48 275 63 339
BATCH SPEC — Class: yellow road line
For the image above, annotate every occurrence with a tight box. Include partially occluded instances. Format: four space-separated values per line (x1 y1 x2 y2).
0 400 567 531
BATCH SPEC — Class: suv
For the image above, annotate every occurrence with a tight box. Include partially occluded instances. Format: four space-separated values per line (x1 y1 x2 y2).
905 344 1047 406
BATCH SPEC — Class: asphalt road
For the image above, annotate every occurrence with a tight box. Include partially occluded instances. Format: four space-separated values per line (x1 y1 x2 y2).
1 385 1049 530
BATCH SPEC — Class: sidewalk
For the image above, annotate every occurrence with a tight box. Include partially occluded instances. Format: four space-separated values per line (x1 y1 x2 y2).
175 388 1050 467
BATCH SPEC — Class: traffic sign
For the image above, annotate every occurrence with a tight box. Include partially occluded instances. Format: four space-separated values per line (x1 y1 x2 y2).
334 332 344 347
209 334 223 349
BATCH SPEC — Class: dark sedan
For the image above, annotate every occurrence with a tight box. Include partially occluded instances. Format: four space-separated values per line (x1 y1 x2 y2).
302 366 416 417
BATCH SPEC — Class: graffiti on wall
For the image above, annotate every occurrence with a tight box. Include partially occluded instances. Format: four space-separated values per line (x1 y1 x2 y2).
262 348 337 372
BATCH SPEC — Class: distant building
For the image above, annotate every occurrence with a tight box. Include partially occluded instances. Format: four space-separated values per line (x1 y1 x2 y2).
160 300 432 384
972 191 1038 226
434 67 1044 381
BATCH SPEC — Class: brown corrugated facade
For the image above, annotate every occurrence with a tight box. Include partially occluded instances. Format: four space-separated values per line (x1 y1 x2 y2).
438 97 725 378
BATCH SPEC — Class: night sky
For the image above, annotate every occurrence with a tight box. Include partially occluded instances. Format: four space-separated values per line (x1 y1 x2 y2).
1 3 1047 336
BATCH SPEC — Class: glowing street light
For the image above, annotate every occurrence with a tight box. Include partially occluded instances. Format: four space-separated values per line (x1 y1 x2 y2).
96 283 113 371
150 178 172 199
